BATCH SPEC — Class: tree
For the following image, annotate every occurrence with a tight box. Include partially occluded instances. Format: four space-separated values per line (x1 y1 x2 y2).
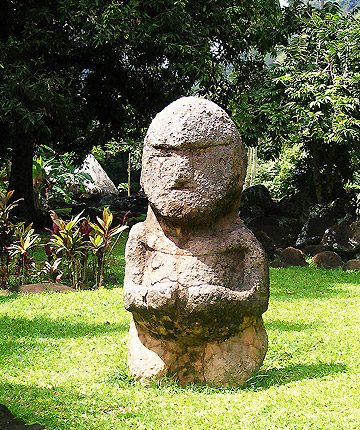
0 0 282 222
248 1 360 203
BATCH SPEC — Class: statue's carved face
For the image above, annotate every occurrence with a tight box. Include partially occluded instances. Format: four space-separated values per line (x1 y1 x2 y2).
140 97 246 224
141 141 243 223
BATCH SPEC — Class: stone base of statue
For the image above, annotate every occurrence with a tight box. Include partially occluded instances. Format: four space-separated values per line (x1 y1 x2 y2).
128 317 268 387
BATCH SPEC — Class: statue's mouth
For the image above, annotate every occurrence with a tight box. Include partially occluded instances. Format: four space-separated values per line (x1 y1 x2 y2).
170 177 196 191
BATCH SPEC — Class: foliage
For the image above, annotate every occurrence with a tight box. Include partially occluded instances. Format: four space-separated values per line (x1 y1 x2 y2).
47 208 127 290
88 208 128 289
0 190 40 288
1 0 283 220
249 3 360 203
0 267 360 428
0 190 19 288
255 142 309 199
8 223 40 285
33 146 92 209
48 211 88 290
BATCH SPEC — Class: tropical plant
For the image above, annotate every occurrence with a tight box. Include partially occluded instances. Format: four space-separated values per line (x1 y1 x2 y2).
8 223 40 285
0 190 23 289
33 146 92 209
46 208 127 290
48 211 88 290
247 2 360 203
41 257 63 284
0 190 42 288
89 208 128 289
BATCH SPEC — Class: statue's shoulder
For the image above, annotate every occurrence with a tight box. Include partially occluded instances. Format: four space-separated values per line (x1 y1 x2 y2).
126 221 147 250
213 219 263 253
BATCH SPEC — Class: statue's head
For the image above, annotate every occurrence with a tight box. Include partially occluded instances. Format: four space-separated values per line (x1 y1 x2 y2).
141 97 247 224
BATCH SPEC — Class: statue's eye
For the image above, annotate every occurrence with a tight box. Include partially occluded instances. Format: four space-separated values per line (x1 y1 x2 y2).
152 149 173 158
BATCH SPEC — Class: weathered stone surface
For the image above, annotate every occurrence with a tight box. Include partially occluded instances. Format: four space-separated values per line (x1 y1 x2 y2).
343 259 360 271
322 221 360 256
312 251 343 270
128 317 267 387
141 97 247 225
277 247 308 268
124 96 269 386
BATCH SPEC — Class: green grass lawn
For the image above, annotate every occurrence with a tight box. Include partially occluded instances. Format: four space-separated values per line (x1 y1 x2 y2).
0 266 360 429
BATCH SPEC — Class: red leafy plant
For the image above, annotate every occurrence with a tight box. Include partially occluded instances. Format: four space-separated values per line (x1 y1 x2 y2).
46 208 127 290
0 191 40 288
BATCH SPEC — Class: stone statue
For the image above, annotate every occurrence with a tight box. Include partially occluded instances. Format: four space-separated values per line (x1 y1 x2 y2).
123 96 269 386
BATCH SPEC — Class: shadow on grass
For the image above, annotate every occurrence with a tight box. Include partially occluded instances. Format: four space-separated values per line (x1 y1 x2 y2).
0 293 21 304
264 319 319 332
242 362 347 391
269 266 357 302
146 362 348 395
0 378 140 429
0 382 97 430
0 315 129 339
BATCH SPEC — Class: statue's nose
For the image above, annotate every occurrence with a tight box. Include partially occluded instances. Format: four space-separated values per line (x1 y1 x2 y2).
172 157 195 189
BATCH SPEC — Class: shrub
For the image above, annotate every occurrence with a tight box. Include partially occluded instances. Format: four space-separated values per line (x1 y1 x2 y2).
0 190 40 289
46 208 127 290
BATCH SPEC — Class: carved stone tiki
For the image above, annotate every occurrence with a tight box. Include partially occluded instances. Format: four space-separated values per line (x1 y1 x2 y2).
123 97 269 386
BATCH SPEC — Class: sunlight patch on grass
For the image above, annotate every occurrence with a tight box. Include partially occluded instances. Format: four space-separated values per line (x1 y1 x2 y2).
0 267 360 429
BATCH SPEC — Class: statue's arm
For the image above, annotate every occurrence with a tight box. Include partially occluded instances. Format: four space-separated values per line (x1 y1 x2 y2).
184 227 269 317
123 222 148 311
237 227 269 315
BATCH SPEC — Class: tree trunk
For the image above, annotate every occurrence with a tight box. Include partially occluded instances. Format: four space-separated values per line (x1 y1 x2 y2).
325 143 338 201
127 151 131 197
310 140 323 203
8 126 36 221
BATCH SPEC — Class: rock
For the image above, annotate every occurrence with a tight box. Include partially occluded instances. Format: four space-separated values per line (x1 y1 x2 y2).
249 216 301 250
99 193 120 207
273 192 313 219
124 96 269 387
312 251 343 269
14 283 74 294
128 317 268 387
322 221 360 256
252 230 277 260
301 244 326 256
0 404 45 430
269 261 287 268
343 259 360 271
77 154 118 196
296 216 335 247
304 198 356 222
277 247 308 267
239 185 274 221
